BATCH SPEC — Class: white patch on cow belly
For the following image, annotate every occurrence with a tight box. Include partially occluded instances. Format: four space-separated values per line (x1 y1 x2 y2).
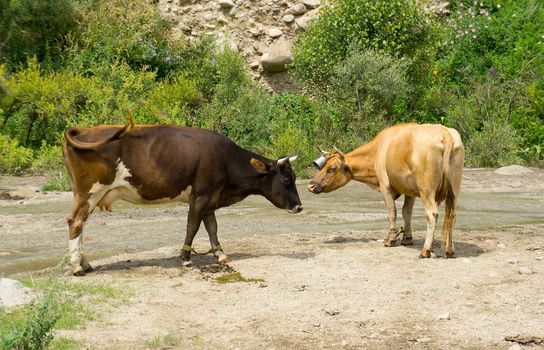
89 161 192 210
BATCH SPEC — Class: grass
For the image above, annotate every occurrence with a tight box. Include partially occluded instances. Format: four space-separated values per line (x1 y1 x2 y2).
1 265 128 350
213 272 265 284
144 333 182 349
48 337 84 350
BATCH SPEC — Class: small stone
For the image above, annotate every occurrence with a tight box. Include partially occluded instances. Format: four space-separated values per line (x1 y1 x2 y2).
302 0 320 8
283 14 295 23
538 299 544 306
327 235 348 243
536 255 544 261
249 61 260 69
376 239 385 243
218 0 235 9
507 258 519 265
497 243 506 249
249 28 260 37
290 3 307 15
438 312 450 320
518 267 533 275
268 27 283 38
416 337 432 343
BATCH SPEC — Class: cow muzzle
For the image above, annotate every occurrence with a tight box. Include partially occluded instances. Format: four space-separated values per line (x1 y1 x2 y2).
307 182 322 194
288 204 303 214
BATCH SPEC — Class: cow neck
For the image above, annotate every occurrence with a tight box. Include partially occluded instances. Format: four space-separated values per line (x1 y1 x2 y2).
228 150 268 198
345 141 379 187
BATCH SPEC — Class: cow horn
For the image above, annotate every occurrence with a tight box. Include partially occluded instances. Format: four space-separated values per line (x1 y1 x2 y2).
277 151 299 166
333 145 344 155
318 146 328 155
288 151 299 163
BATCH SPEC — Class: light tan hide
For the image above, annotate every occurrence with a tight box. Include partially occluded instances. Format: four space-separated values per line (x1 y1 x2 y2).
308 123 464 258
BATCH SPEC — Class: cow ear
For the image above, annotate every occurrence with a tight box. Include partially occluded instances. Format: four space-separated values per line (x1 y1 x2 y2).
250 158 269 174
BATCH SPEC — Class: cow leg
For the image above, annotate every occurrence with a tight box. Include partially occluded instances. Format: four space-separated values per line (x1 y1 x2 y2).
181 195 209 267
401 195 415 246
419 195 438 258
381 188 398 247
67 197 93 276
440 193 456 258
203 212 230 264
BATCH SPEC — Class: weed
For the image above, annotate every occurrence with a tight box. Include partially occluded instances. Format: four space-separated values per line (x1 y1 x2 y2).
213 272 265 284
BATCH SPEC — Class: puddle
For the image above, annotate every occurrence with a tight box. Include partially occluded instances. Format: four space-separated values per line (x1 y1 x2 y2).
1 173 543 275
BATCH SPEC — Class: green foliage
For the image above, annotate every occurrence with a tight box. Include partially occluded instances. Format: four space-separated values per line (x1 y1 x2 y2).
68 0 180 79
291 0 434 89
0 134 33 174
199 50 273 150
0 0 80 69
0 288 60 350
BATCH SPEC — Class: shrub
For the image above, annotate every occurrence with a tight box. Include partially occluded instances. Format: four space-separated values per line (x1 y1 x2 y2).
291 0 435 90
198 49 273 150
0 134 33 175
0 0 80 69
68 0 181 79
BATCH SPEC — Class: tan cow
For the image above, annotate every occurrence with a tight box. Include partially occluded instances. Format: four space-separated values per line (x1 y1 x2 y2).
308 123 464 258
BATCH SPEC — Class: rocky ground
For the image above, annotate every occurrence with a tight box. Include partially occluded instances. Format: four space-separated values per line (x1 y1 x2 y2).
157 0 450 93
2 166 544 349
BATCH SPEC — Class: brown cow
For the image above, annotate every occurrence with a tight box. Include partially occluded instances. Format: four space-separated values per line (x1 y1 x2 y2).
63 122 302 275
308 123 464 258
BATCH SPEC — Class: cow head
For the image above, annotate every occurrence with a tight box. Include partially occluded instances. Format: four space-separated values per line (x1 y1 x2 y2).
250 154 303 213
308 148 352 194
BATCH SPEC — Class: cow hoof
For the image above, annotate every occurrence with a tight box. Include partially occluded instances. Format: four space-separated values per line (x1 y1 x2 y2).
72 265 86 276
419 250 432 259
401 238 413 246
182 260 193 268
217 253 230 265
384 239 397 247
445 252 455 259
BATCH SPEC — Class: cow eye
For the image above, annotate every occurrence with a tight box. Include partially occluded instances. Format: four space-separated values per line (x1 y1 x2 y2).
283 176 290 185
327 167 336 173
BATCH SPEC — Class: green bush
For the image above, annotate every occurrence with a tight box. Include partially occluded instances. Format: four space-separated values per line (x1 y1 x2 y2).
291 0 434 89
198 50 273 150
68 0 181 79
0 287 60 350
0 134 33 175
0 0 81 69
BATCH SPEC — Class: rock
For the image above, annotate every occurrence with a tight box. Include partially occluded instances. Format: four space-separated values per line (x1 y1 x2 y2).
416 337 432 343
295 15 312 31
249 60 260 69
326 235 348 243
290 3 307 15
497 243 506 249
268 27 283 38
438 312 450 320
536 256 544 261
283 14 295 23
302 0 321 9
249 28 260 37
507 258 519 265
0 278 37 308
376 239 385 243
518 267 533 275
261 37 292 71
494 165 534 176
218 0 235 9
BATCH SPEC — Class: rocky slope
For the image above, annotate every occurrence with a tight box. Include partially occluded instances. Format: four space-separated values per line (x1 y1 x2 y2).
158 0 449 92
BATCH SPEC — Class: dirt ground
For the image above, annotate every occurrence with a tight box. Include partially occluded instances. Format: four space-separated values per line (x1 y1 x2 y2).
1 167 544 349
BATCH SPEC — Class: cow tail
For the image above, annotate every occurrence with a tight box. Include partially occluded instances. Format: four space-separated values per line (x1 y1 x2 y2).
442 131 455 204
64 114 134 150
